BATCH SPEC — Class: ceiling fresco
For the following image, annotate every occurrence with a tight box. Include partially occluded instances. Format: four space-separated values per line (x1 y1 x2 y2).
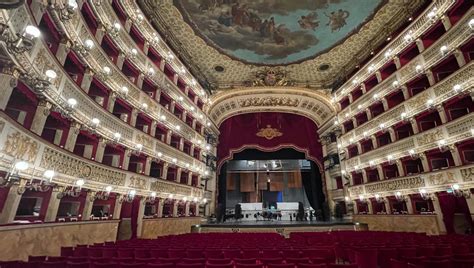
140 0 426 90
175 0 384 65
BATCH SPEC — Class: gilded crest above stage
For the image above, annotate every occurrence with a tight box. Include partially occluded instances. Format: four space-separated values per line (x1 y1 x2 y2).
175 0 383 65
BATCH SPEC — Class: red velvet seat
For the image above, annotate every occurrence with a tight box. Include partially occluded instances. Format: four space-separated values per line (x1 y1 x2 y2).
327 264 358 268
61 247 74 257
87 248 103 258
297 264 327 268
101 248 117 258
176 263 204 268
181 258 205 264
397 248 417 259
29 256 47 262
157 257 181 264
117 249 135 258
377 248 397 268
91 263 118 268
205 250 224 259
268 264 295 268
262 250 281 258
260 258 284 265
67 262 90 268
135 249 151 258
150 249 169 258
421 259 452 268
286 257 309 264
67 257 88 263
207 258 231 264
206 263 233 268
187 249 204 258
223 249 242 259
242 250 260 259
416 247 435 257
235 264 263 268
119 263 143 268
355 249 377 268
39 261 66 268
168 249 185 258
46 257 67 262
452 259 474 268
146 263 174 268
234 258 257 264
390 259 407 268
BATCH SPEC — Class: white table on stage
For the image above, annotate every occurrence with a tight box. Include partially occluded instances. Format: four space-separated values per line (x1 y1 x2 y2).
238 202 299 221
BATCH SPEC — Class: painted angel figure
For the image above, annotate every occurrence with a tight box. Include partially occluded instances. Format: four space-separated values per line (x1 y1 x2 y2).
325 9 350 32
298 11 319 30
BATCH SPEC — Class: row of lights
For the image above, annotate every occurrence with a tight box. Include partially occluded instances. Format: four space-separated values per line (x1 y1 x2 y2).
337 82 466 146
13 161 208 203
334 7 472 105
82 38 206 127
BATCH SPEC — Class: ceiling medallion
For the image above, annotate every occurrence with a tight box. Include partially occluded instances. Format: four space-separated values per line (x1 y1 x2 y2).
256 125 283 140
251 68 294 87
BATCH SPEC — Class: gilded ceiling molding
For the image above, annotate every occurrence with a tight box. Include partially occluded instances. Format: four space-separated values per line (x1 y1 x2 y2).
207 87 335 127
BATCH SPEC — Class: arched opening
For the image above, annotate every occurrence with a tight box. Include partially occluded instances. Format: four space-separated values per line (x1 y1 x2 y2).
216 112 328 222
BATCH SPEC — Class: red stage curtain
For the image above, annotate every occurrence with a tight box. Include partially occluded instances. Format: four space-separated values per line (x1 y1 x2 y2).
217 113 323 170
437 192 473 234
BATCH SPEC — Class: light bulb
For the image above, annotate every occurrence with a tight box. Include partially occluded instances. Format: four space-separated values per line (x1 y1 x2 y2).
45 69 57 80
105 186 113 192
67 98 77 108
151 192 157 197
24 25 41 38
15 161 29 171
84 39 94 50
43 170 55 179
76 179 85 186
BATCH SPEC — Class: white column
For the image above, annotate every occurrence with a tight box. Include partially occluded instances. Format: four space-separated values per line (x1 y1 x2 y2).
352 201 359 214
95 138 107 163
176 167 182 183
64 122 81 152
184 202 190 216
116 53 125 70
384 199 391 214
44 189 61 222
30 100 52 136
431 196 447 234
130 109 138 127
376 165 385 180
82 191 95 220
80 68 94 93
406 196 414 214
187 172 193 186
55 40 71 66
0 73 17 110
465 197 474 222
0 186 22 224
436 106 448 124
161 163 169 180
107 93 116 113
112 196 122 220
137 198 146 238
122 149 132 170
157 198 164 218
172 201 179 217
144 156 152 176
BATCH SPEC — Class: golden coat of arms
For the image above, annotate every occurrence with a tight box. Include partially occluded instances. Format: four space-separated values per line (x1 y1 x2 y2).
256 125 283 140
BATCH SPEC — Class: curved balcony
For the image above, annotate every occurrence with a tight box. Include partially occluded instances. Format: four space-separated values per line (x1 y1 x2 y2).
337 9 472 127
333 0 456 102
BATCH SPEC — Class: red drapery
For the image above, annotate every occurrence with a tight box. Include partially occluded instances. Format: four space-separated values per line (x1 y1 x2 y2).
437 192 473 234
217 113 322 171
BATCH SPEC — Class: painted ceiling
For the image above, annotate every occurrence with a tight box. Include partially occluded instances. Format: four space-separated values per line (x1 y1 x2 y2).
175 0 384 65
139 0 426 91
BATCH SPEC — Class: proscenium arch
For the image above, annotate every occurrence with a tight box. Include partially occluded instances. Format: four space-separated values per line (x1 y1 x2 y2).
206 87 336 128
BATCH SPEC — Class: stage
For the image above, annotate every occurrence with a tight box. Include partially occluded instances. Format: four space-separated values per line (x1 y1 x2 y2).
192 220 364 236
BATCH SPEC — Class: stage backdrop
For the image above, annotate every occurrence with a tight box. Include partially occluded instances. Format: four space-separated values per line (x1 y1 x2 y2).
217 113 323 171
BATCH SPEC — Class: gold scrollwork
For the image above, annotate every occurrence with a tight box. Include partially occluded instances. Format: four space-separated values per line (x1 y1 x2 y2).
239 97 299 108
256 125 283 140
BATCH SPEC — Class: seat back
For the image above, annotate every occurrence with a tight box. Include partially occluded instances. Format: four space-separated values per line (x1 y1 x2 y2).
355 249 378 268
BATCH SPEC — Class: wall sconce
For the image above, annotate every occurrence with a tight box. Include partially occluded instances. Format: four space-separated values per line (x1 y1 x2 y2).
404 31 413 43
369 160 376 169
48 0 78 21
90 118 100 129
359 194 367 203
109 22 121 37
408 149 418 159
375 194 384 203
419 188 431 200
392 80 399 89
426 8 438 24
437 139 448 152
440 45 449 56
469 18 474 30
415 65 424 74
119 190 137 203
450 184 471 199
113 132 121 143
0 24 41 54
426 99 435 109
387 154 394 165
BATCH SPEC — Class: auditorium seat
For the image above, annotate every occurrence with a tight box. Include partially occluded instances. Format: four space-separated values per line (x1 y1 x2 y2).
176 263 204 268
235 264 263 268
61 247 74 257
328 264 358 268
91 263 118 268
421 259 452 268
29 256 47 262
39 261 66 268
390 259 407 268
452 259 474 268
206 262 234 268
67 262 90 268
205 250 224 259
207 258 232 264
118 263 143 268
268 264 295 268
146 263 174 268
150 249 169 258
355 249 377 268
234 258 257 264
260 257 284 265
187 249 205 258
135 248 151 258
102 248 118 258
223 249 242 259
157 257 181 264
286 257 310 264
377 248 397 268
298 264 327 268
242 249 260 259
118 249 135 258
262 249 282 258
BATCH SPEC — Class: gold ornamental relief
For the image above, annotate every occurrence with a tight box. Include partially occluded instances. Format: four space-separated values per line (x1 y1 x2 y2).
256 125 283 140
2 131 38 162
426 171 457 186
128 176 148 190
460 167 474 182
239 97 299 108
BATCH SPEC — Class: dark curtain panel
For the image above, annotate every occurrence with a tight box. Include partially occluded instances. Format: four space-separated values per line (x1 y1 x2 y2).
130 197 141 239
302 161 326 213
217 163 228 222
437 192 473 234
